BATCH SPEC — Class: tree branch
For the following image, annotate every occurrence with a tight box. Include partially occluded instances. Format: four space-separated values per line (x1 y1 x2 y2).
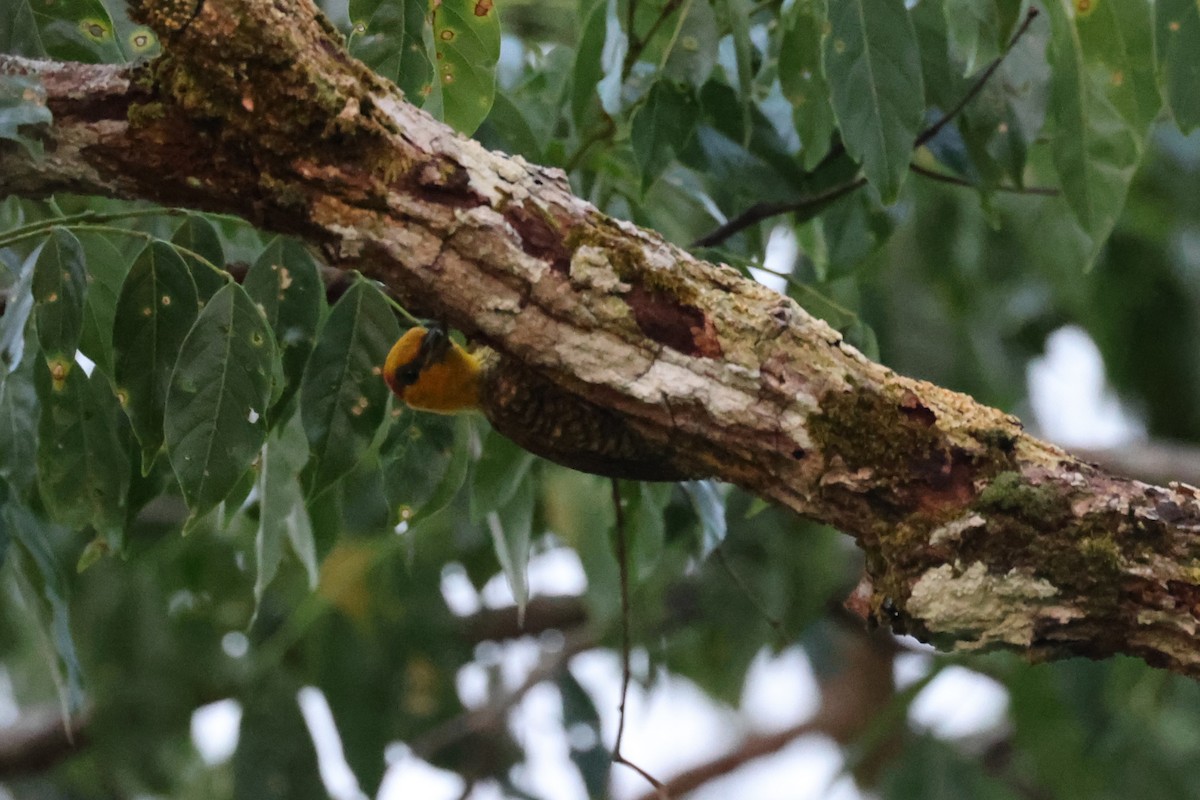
4 0 1200 680
0 705 89 779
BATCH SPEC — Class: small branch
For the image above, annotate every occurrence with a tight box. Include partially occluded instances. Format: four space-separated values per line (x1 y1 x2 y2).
621 0 685 81
914 7 1041 149
690 178 866 248
909 163 1059 196
0 705 90 778
462 594 588 644
610 479 668 797
1069 439 1200 489
411 628 596 760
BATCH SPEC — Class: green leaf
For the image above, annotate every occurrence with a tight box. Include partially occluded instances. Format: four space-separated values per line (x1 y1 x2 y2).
911 0 973 110
76 232 130 379
780 0 837 169
381 410 470 525
1044 2 1142 255
571 0 609 127
0 355 38 494
631 80 699 191
715 0 755 138
171 214 227 302
428 0 501 135
0 245 37 374
823 0 924 202
299 281 398 495
113 241 201 471
470 429 536 522
1157 0 1200 132
242 236 322 416
662 0 719 87
0 75 53 158
596 0 629 115
3 0 126 62
557 670 610 797
627 481 670 576
165 283 275 520
32 227 88 376
1075 0 1160 132
256 414 317 609
234 680 325 800
35 359 129 532
349 0 434 101
882 733 1021 800
957 17 1050 188
943 0 1002 76
682 479 726 556
485 474 535 616
6 504 85 711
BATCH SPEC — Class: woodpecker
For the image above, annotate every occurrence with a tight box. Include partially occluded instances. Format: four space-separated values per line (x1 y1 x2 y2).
383 326 694 481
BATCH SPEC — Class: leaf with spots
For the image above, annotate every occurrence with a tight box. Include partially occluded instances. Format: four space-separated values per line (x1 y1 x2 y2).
165 283 275 521
822 0 924 203
348 0 433 102
113 241 200 472
243 236 322 418
780 0 837 169
1075 0 1160 133
1157 0 1200 132
427 0 501 135
299 281 398 496
3 0 126 63
1044 1 1143 259
35 357 129 534
32 227 88 383
661 0 719 88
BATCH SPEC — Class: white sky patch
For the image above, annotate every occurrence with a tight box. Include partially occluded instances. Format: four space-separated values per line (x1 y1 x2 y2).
440 562 482 617
691 736 863 800
508 682 590 800
377 746 467 800
74 350 95 377
750 225 798 294
909 666 1010 741
1027 325 1144 448
480 546 589 609
297 686 369 800
740 647 821 731
191 698 242 765
571 650 737 799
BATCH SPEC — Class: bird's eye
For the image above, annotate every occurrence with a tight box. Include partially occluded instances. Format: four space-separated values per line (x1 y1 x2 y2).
394 365 421 387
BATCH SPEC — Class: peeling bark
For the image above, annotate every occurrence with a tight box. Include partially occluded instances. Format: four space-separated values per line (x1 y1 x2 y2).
4 0 1200 678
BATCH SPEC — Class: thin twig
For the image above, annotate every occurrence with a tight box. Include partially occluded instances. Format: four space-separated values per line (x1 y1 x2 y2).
909 163 1059 196
691 178 866 248
914 7 1041 149
610 478 669 798
411 627 596 760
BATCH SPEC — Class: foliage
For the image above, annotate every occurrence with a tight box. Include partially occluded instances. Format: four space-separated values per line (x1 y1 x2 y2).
2 0 1200 798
